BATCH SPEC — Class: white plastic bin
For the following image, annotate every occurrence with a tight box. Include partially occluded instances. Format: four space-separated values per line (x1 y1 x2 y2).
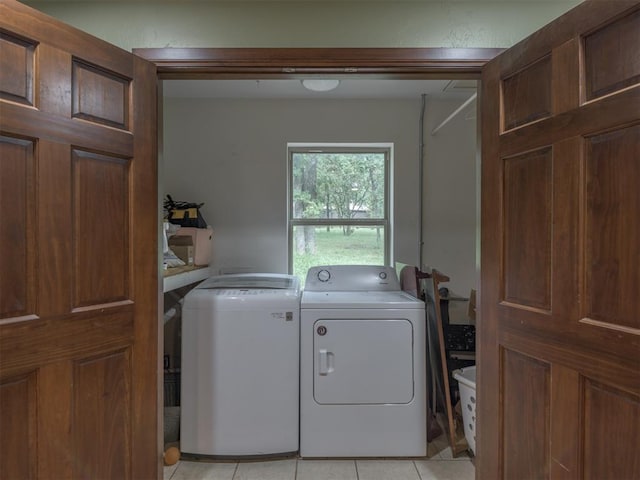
453 365 476 455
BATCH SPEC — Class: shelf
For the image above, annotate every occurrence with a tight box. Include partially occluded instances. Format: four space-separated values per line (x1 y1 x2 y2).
163 265 211 292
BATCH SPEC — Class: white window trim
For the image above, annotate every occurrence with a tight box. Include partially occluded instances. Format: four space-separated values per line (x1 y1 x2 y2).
287 143 394 274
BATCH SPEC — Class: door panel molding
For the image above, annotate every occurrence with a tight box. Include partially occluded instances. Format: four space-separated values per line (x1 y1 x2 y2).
501 55 552 131
584 8 640 100
0 31 36 106
0 135 36 321
584 124 640 330
73 348 132 480
0 372 37 480
501 348 550 480
502 147 553 311
584 380 640 479
72 59 131 130
72 149 131 308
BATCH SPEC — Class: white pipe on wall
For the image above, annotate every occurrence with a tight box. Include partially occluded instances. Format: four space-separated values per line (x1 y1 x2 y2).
430 92 477 136
419 94 427 265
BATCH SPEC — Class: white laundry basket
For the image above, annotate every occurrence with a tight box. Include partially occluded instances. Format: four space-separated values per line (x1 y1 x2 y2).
453 365 476 455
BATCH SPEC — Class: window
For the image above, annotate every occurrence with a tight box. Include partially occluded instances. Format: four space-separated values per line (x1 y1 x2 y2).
288 144 392 282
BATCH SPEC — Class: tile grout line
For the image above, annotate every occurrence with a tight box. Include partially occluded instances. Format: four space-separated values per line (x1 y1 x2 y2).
412 460 423 480
231 461 239 480
354 459 360 480
168 462 177 480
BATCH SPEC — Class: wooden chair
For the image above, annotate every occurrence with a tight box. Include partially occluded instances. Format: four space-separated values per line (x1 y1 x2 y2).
399 266 443 442
401 265 468 456
426 269 469 457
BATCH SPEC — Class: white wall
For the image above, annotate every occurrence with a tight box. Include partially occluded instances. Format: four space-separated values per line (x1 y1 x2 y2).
422 97 477 298
163 97 423 274
25 1 581 52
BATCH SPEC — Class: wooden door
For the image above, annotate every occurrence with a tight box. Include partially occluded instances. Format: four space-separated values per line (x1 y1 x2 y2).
0 1 159 479
479 1 640 479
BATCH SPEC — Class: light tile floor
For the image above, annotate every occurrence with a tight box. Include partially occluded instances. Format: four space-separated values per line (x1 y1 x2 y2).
164 435 474 480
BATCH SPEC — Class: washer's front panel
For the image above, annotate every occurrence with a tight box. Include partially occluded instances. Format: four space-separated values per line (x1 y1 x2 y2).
313 319 414 405
181 289 300 456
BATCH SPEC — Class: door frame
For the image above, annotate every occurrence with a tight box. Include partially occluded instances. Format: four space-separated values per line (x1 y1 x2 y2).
134 47 501 80
134 46 502 457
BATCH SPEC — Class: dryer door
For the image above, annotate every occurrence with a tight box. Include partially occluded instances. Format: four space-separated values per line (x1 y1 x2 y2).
313 319 414 405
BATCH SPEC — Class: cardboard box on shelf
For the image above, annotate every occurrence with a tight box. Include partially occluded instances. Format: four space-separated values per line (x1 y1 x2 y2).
176 226 213 266
168 235 194 265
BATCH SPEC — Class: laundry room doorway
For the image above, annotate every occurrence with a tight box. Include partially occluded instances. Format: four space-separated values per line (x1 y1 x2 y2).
140 48 494 460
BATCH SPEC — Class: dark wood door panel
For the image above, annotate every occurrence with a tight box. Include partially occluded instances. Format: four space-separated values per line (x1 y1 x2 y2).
549 364 640 480
502 55 552 131
584 381 640 479
1 135 136 321
72 149 130 308
74 349 132 480
502 147 552 311
584 7 640 100
501 349 550 480
0 349 136 480
0 31 35 106
498 333 640 480
585 124 640 331
72 60 131 130
0 135 36 321
0 372 37 480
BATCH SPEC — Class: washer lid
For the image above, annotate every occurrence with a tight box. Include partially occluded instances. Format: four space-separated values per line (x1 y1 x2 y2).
301 290 424 309
197 273 300 290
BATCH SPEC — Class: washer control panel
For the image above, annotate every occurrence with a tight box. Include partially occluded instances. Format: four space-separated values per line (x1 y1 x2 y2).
317 269 331 282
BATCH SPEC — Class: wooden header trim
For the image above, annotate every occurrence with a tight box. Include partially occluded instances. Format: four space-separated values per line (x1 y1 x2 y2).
133 47 503 79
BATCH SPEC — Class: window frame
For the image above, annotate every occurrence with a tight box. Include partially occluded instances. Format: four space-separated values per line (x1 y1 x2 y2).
287 143 393 275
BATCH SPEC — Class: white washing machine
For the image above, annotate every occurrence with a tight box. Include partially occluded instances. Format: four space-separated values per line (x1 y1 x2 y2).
300 265 426 457
180 273 301 457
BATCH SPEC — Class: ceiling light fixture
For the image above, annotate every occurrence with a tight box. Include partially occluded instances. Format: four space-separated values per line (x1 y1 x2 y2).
301 79 340 92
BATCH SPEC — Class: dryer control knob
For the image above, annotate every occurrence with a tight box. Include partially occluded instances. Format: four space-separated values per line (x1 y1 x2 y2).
317 269 331 282
379 271 387 280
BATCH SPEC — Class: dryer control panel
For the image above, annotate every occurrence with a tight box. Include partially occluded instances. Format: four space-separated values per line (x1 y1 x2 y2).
304 265 400 291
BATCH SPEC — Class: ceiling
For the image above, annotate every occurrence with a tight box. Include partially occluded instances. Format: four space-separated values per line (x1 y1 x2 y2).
162 78 478 100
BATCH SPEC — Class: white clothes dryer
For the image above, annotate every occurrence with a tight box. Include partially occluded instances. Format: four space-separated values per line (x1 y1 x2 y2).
180 273 300 457
300 265 426 457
